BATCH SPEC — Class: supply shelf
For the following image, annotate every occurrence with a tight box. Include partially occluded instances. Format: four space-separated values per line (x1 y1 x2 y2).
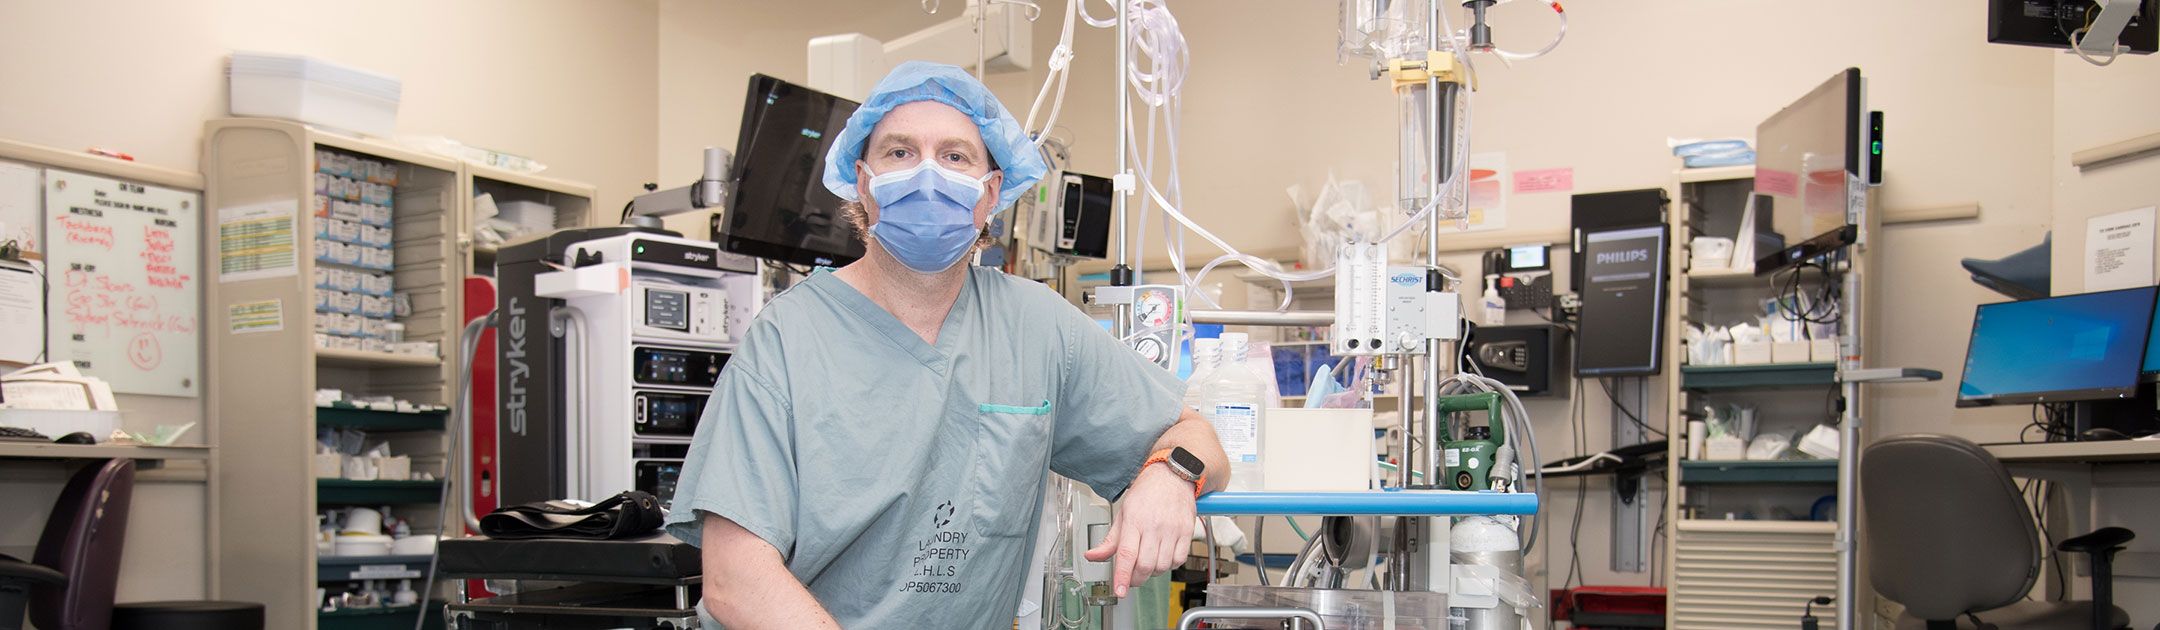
1678 459 1838 484
1679 362 1837 390
1194 490 1538 516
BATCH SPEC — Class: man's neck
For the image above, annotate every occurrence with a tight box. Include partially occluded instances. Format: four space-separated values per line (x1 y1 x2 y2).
834 243 969 344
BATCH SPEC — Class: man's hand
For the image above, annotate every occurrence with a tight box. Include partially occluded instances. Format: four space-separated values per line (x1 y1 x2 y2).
1082 463 1199 597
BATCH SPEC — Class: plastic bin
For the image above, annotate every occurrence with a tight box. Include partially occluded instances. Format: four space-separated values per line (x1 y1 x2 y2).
228 52 401 137
1205 585 1450 629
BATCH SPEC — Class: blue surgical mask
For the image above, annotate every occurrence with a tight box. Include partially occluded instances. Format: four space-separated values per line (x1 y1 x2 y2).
865 160 991 273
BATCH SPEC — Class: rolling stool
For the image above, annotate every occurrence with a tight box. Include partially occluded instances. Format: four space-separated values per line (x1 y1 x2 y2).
0 459 263 630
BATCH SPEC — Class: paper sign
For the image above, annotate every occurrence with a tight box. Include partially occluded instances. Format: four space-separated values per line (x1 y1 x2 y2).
228 299 283 334
0 161 40 255
2085 206 2156 292
1513 167 1574 194
0 261 45 364
218 200 298 282
1755 168 1799 198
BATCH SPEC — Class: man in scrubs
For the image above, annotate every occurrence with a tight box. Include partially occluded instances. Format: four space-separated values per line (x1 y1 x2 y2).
666 61 1230 628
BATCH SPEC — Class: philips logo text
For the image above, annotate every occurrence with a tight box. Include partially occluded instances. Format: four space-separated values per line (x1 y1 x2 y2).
1596 249 1651 265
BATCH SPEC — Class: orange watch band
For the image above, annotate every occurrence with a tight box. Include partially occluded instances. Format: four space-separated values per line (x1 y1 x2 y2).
1145 449 1206 498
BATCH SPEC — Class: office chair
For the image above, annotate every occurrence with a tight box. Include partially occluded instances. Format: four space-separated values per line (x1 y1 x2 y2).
1862 434 2132 630
0 459 263 630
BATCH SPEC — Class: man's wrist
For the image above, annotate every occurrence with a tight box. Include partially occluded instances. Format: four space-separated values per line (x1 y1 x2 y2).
1140 452 1206 498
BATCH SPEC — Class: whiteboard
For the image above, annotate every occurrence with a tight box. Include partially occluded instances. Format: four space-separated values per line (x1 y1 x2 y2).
43 169 201 397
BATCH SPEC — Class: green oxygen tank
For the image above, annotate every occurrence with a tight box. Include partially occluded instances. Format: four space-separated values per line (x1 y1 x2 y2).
1439 392 1506 491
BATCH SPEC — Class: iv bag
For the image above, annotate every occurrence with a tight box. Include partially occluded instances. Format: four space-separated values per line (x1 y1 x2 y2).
1339 0 1429 62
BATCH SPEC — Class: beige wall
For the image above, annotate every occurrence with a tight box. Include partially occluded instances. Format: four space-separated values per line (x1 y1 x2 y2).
0 0 658 607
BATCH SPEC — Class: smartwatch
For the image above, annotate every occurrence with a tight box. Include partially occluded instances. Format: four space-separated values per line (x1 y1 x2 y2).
1146 447 1208 497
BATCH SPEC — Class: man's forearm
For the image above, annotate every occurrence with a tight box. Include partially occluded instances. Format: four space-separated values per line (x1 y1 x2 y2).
701 515 840 629
1151 408 1230 493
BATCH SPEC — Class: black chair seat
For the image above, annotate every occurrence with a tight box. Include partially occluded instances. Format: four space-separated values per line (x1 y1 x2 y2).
111 600 264 630
0 556 62 586
1895 600 2128 630
2060 527 2135 554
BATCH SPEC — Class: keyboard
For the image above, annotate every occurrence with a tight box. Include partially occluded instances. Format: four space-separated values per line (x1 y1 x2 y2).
0 426 50 442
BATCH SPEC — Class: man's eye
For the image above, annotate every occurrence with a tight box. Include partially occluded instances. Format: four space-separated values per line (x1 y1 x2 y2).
888 148 913 160
944 153 967 163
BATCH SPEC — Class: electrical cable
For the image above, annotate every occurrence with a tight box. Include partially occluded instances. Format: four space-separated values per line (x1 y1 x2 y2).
1563 375 1588 591
1485 0 1568 62
1598 377 1666 437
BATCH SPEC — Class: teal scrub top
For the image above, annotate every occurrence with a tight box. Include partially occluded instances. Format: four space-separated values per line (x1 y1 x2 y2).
664 267 1187 627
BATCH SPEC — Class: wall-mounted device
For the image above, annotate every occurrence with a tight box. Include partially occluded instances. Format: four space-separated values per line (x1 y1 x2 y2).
1576 225 1668 377
1484 244 1555 310
493 227 762 510
1570 189 1668 291
1465 324 1569 397
1987 0 2157 55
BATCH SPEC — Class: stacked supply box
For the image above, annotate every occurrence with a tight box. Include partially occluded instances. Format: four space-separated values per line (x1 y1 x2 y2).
312 149 401 353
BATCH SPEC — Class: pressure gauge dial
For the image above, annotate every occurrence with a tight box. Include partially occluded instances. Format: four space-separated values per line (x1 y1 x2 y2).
1135 289 1175 328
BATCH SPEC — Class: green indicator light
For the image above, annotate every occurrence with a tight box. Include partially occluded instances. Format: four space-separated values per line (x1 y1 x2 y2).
1872 141 1881 155
636 245 646 254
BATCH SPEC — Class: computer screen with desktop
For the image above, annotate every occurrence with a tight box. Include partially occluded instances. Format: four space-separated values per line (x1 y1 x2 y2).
1956 286 2158 408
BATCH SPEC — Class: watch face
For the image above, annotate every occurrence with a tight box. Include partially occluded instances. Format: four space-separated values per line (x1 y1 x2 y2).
1169 447 1205 477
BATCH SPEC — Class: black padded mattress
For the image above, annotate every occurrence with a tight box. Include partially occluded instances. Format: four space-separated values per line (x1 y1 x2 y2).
436 533 702 582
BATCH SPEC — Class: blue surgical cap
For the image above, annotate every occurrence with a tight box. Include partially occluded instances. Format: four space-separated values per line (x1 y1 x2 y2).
823 61 1047 210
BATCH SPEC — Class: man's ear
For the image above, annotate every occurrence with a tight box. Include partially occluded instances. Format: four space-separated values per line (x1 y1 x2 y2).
976 171 1005 218
855 160 874 201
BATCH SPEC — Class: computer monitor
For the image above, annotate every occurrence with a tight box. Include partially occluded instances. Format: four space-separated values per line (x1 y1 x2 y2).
2145 296 2160 381
715 74 865 267
1756 68 1866 249
1956 286 2158 407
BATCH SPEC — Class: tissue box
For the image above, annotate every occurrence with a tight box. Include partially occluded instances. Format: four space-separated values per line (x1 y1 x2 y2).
1733 341 1772 365
1772 340 1811 364
1261 408 1376 492
1704 435 1747 460
1810 339 1838 363
313 452 343 479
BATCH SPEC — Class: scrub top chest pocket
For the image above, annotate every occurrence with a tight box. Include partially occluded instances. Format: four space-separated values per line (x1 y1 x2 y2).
967 398 1054 538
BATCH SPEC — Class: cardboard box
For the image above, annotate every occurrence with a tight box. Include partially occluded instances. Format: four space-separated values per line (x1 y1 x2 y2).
1810 339 1839 363
1261 407 1377 492
313 452 343 479
1734 341 1773 365
1772 340 1811 364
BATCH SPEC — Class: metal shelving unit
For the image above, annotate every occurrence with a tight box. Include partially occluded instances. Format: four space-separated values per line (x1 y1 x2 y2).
1678 460 1839 485
1679 363 1838 390
206 118 593 629
1659 165 1882 629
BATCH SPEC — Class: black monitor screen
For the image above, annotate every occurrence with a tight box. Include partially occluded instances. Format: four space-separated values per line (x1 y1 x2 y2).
1576 224 1668 377
1756 68 1861 246
719 74 864 267
1957 286 2157 407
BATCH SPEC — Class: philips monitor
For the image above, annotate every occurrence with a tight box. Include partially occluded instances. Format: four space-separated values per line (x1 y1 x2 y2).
1756 68 1866 250
1575 224 1668 377
1956 286 2158 407
716 74 864 267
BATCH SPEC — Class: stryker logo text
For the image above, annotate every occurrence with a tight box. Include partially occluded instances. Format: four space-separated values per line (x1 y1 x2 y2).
504 297 530 436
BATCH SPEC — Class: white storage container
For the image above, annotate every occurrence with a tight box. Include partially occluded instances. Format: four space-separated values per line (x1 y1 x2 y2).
228 52 402 137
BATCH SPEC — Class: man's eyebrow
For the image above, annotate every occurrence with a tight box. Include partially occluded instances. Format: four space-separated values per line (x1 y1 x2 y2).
934 137 985 156
871 133 919 149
